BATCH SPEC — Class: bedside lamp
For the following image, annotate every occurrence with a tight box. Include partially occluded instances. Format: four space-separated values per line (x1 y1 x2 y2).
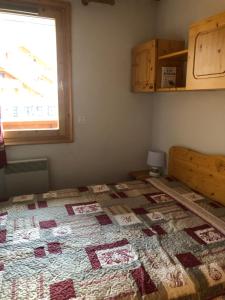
147 150 166 177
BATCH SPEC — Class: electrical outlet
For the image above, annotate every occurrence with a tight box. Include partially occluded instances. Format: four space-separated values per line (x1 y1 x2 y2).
78 116 86 124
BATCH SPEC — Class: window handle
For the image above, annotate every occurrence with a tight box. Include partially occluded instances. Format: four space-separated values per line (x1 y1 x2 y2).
59 81 64 92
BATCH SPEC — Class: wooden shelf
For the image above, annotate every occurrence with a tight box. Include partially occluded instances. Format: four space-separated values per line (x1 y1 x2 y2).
158 49 188 60
157 87 187 92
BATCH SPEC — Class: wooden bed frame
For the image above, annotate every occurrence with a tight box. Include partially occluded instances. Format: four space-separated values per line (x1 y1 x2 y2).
168 146 225 205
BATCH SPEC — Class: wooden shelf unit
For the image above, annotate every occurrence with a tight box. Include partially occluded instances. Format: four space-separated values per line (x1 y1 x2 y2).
132 11 225 93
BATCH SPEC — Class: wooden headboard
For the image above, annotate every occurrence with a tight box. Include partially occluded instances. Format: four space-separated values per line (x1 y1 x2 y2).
168 146 225 205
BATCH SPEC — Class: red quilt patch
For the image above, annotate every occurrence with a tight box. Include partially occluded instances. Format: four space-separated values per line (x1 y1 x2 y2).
39 220 57 229
110 193 119 199
142 228 155 237
34 247 46 258
28 203 36 210
48 242 62 254
38 201 48 208
132 208 147 215
176 252 202 268
117 192 128 199
0 230 6 243
142 225 166 237
151 225 166 235
0 212 7 216
143 194 157 204
96 214 112 225
50 279 75 300
131 265 157 295
0 263 4 271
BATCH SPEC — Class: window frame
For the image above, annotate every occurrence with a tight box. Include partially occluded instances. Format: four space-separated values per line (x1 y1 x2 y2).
0 0 73 145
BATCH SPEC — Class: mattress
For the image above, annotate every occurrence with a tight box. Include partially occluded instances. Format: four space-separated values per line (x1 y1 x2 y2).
0 179 225 299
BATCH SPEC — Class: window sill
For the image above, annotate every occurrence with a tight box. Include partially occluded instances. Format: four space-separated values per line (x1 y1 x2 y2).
4 129 73 146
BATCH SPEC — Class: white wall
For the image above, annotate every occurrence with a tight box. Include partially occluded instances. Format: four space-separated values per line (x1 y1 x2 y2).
152 0 225 157
5 0 155 189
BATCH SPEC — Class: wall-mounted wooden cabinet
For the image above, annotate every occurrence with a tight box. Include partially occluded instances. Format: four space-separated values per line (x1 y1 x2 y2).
131 39 186 92
186 11 225 90
132 10 225 93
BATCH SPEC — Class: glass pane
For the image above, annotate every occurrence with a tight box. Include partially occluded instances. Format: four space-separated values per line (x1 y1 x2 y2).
0 12 59 131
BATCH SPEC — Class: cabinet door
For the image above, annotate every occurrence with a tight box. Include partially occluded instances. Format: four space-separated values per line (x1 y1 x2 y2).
187 11 225 90
131 40 156 92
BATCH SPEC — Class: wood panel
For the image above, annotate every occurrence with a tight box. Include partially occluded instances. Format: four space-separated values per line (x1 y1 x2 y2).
131 40 156 92
187 10 225 90
194 27 225 78
157 40 185 57
168 146 225 205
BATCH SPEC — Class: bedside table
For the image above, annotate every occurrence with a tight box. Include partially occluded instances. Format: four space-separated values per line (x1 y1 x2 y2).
129 170 149 180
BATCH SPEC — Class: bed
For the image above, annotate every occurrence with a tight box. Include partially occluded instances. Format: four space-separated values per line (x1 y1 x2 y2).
0 147 225 299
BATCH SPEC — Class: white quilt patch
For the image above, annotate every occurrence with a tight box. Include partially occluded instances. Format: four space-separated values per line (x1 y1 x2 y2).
52 225 72 237
147 212 164 221
12 194 34 203
90 185 110 193
73 203 103 215
114 213 142 226
43 192 58 199
0 214 7 226
151 193 174 203
115 183 129 190
161 265 196 298
195 227 225 244
13 228 40 243
96 244 138 268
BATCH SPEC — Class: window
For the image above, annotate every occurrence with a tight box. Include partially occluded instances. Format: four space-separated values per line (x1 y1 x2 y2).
0 0 73 145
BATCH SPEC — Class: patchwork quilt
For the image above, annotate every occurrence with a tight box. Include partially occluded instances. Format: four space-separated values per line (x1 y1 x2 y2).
0 179 225 299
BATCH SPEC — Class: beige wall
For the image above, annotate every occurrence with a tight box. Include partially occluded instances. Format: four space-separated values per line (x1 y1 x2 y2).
152 0 225 158
6 0 155 189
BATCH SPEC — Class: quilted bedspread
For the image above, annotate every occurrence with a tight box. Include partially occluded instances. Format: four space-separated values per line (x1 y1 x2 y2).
0 179 225 300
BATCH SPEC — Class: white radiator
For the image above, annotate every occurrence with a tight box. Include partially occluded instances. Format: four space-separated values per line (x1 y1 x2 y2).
1 158 49 197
